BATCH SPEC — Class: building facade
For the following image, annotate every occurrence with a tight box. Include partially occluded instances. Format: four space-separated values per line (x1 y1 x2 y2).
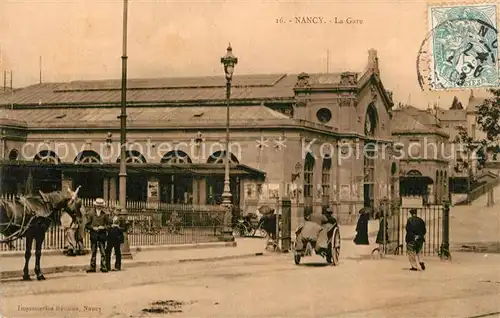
0 49 395 226
392 106 450 204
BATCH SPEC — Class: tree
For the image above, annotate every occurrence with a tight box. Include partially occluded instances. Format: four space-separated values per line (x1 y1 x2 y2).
454 126 486 170
475 89 500 161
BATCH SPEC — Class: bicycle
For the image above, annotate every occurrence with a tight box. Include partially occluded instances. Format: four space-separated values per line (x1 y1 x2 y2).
232 220 250 237
371 241 404 258
436 246 452 261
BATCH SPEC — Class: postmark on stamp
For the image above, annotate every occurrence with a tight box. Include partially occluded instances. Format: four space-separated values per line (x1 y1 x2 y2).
420 3 498 90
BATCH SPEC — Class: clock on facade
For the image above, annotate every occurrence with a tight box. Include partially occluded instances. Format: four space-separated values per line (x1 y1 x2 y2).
316 108 332 123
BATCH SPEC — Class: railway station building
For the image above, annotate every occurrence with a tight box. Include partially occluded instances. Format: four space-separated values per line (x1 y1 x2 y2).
0 49 396 224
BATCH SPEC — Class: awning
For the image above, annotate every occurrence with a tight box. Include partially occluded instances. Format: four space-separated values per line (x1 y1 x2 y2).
0 161 266 179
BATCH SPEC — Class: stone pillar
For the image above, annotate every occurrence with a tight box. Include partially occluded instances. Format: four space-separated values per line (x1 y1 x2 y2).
109 177 117 203
103 178 109 202
199 178 207 204
192 178 200 205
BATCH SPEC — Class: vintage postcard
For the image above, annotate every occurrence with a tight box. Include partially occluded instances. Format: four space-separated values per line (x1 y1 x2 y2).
0 0 499 317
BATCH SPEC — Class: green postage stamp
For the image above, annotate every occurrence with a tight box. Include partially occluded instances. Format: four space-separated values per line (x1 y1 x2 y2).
427 3 498 90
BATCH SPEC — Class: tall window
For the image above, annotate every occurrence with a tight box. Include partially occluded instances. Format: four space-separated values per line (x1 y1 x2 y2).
363 144 375 208
364 145 375 183
321 157 332 197
303 153 315 198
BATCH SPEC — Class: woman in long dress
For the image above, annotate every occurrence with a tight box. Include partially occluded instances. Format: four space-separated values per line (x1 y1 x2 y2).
353 208 370 245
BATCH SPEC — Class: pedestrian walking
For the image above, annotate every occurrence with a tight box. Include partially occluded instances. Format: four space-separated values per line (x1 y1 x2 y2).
61 210 79 257
85 198 111 273
405 208 426 271
353 207 370 245
105 204 127 271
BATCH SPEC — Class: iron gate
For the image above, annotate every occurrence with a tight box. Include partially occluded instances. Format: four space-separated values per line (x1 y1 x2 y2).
383 204 448 257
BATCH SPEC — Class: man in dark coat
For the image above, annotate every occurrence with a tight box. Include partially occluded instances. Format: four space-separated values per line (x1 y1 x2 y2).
105 205 127 271
353 208 370 245
405 208 426 271
85 198 111 273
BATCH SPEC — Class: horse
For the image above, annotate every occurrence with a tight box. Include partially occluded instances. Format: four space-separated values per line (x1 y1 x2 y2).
0 186 83 281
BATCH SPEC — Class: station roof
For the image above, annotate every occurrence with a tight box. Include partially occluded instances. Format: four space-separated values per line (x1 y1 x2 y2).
3 104 291 129
0 74 301 107
0 161 266 179
391 109 449 138
0 72 371 108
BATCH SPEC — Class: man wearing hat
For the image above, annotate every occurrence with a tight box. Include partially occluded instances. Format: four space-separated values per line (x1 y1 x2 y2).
105 204 127 271
85 198 111 273
405 208 427 271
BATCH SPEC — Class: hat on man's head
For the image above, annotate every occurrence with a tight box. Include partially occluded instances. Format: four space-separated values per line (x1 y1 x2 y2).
409 208 418 215
322 207 333 214
94 198 105 207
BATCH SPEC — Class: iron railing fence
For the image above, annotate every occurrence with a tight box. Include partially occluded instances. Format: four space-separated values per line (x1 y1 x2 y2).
384 204 443 257
0 195 226 251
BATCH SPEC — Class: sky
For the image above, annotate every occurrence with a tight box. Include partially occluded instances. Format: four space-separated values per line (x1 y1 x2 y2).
0 0 493 109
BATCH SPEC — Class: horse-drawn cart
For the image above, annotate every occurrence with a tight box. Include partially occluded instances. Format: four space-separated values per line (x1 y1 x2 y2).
293 222 341 266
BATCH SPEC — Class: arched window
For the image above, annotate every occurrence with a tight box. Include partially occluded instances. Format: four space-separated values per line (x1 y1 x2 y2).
207 151 239 164
74 150 102 164
161 151 192 164
8 149 19 161
407 170 422 176
116 150 147 163
303 153 315 198
365 104 378 137
34 150 60 164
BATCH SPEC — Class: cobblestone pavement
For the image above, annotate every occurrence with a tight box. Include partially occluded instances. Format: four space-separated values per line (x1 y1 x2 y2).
2 250 499 318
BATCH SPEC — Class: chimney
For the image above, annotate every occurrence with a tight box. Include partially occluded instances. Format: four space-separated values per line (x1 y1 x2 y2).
3 71 5 91
10 70 12 91
367 49 379 75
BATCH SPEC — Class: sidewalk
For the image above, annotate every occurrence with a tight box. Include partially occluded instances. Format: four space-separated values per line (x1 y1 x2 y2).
0 239 265 280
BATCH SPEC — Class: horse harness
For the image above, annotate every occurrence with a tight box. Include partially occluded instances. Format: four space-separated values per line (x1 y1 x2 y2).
0 195 57 244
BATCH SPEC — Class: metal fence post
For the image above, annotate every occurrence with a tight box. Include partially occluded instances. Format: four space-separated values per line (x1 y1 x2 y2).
438 201 451 260
281 199 292 252
486 185 494 207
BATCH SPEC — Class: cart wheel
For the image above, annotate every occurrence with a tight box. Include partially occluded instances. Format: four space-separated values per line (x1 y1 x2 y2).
294 253 301 265
331 227 341 266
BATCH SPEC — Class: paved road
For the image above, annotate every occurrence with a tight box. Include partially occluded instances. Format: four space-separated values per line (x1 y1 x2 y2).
2 251 499 318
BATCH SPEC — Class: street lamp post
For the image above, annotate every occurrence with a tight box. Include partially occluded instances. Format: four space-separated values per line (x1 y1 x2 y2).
220 44 238 241
119 0 132 259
